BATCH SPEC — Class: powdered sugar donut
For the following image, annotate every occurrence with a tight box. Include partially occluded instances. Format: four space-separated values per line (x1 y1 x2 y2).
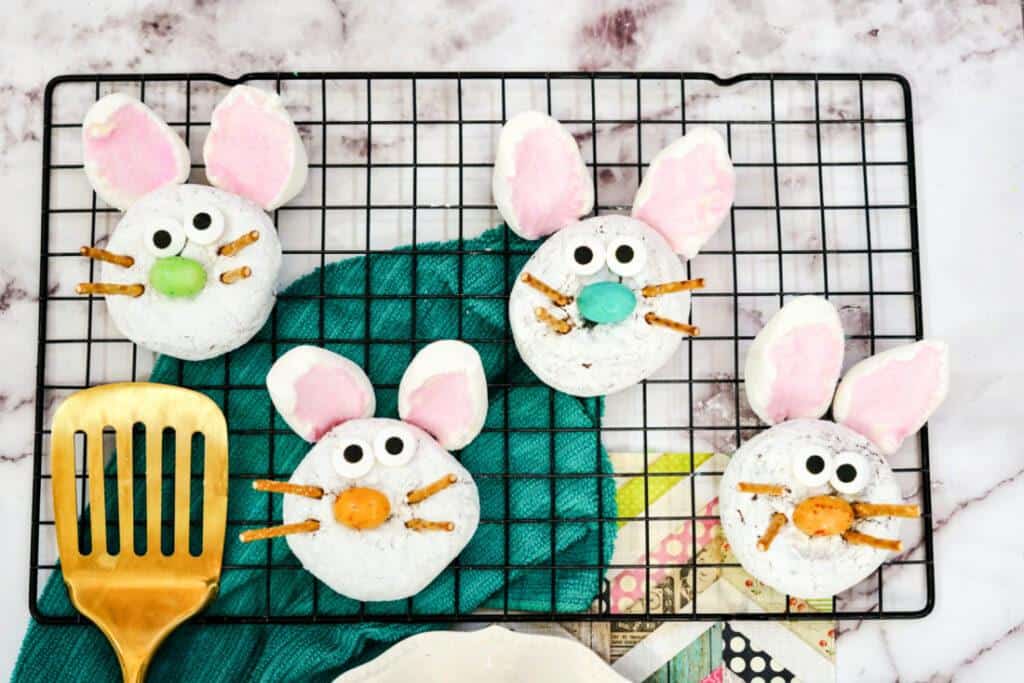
77 85 308 360
509 215 688 397
719 297 950 598
279 418 479 601
719 420 904 598
495 112 735 397
99 184 282 360
245 340 486 602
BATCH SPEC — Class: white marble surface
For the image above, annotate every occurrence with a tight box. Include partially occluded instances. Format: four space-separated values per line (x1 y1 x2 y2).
0 1 1021 680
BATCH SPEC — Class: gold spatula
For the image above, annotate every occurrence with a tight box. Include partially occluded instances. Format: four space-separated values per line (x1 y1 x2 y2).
51 382 228 683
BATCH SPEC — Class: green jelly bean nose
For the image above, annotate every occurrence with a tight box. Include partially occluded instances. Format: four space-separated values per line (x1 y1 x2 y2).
577 281 636 324
149 256 207 298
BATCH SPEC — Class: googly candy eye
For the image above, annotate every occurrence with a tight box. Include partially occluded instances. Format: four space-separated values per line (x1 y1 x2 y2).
333 437 374 479
830 451 871 495
606 236 647 277
565 235 605 276
145 219 185 257
374 426 417 467
185 205 225 244
792 446 833 487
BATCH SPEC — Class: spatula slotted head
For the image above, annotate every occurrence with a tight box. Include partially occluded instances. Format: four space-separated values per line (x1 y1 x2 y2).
51 382 228 683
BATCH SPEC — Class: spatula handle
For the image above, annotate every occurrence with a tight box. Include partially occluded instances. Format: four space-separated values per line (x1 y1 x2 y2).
116 644 154 683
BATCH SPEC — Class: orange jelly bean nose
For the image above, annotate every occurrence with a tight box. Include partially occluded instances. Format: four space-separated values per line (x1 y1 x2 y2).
333 487 392 530
792 495 854 537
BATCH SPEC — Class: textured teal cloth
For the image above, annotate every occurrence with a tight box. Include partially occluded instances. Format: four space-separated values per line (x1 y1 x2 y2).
15 226 617 682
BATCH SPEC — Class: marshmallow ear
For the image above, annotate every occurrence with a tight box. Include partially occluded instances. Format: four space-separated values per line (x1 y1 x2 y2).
266 346 376 443
632 127 735 258
81 94 190 210
203 85 308 210
398 340 488 451
833 340 950 455
744 296 845 425
492 111 594 241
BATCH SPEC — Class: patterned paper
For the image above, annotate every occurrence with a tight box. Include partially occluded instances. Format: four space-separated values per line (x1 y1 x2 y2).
599 452 837 682
722 624 797 682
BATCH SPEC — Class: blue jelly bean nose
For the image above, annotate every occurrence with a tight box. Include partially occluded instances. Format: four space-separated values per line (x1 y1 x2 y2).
577 281 636 324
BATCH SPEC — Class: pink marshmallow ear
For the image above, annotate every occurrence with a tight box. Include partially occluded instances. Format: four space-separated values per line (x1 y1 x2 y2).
492 111 594 241
266 346 376 443
81 94 190 210
202 85 308 210
833 340 950 454
744 296 845 425
632 127 735 258
398 340 488 450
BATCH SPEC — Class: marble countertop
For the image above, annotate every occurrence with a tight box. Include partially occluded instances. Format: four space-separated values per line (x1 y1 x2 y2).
0 1 1021 681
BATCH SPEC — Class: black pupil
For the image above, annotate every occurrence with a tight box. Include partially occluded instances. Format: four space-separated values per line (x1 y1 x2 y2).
836 463 857 483
343 444 363 463
152 229 172 249
385 436 404 455
192 212 212 230
615 244 634 263
574 246 593 265
806 455 826 475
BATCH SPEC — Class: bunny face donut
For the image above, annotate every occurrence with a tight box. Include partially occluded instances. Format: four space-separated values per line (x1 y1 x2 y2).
98 184 282 360
77 86 308 361
508 215 687 397
494 112 735 396
244 341 487 602
719 296 950 598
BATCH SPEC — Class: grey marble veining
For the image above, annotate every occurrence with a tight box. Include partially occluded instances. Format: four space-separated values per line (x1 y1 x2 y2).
0 1 1021 681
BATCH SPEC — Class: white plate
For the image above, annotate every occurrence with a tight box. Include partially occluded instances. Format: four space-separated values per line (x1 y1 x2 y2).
336 625 627 683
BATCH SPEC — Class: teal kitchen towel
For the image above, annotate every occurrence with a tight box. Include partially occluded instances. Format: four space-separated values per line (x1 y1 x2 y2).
16 226 617 682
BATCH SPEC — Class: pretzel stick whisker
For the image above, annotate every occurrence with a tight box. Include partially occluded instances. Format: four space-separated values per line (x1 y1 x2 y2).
738 482 788 496
853 502 921 519
76 282 144 297
843 530 901 552
253 479 324 499
239 519 320 543
521 272 572 307
757 512 788 551
641 278 705 297
645 312 699 336
536 307 573 334
405 518 455 532
218 230 260 257
407 474 457 504
220 266 252 284
80 246 134 268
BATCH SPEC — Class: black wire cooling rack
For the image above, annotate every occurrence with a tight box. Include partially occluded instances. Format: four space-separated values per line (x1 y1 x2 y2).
31 71 934 625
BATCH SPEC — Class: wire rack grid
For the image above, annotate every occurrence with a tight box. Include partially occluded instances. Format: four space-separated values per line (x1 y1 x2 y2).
31 71 933 625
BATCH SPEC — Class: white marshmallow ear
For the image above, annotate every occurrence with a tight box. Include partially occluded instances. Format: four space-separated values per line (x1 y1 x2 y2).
492 111 594 241
632 127 735 258
398 340 488 451
203 85 308 211
266 346 376 443
81 94 190 210
744 296 845 425
833 340 950 455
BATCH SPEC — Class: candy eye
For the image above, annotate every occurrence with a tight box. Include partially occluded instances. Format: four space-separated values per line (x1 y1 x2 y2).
830 451 871 495
565 235 605 276
606 236 647 277
374 427 417 467
333 438 374 479
792 447 833 487
185 206 225 245
145 219 185 257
